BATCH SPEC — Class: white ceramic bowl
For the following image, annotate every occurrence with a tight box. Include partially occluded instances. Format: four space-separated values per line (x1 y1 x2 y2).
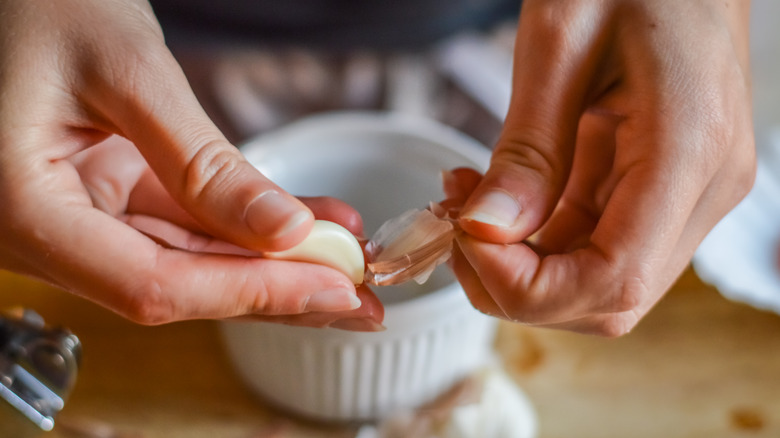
220 112 498 422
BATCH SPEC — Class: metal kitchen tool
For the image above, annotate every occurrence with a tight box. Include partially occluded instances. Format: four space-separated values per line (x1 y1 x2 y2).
0 308 81 437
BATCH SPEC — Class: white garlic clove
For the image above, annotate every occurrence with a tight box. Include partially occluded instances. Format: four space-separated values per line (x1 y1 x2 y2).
264 220 365 285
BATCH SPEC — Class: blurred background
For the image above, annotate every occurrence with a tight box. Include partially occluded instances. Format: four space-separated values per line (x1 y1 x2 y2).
2 0 780 437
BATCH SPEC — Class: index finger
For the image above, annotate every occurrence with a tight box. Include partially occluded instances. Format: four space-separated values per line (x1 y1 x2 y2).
78 30 313 252
459 1 611 243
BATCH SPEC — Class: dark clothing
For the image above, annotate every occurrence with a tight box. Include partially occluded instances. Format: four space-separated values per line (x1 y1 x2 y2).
149 0 520 50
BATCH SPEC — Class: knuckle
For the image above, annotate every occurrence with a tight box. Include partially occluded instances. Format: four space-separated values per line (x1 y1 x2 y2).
523 0 600 53
729 140 757 202
593 315 636 338
82 175 125 216
524 1 573 46
592 251 651 314
492 139 562 180
234 263 275 314
608 272 648 313
122 277 175 326
247 276 272 314
733 169 756 204
182 140 245 203
471 299 506 320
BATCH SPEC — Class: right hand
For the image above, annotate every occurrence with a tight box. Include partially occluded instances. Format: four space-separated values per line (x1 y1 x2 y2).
0 0 381 329
449 0 754 336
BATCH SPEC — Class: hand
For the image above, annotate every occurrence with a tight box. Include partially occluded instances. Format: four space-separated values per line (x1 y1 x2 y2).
0 0 381 329
452 0 755 336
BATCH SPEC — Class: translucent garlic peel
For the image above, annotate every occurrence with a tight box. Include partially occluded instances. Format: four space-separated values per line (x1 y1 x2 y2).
365 209 455 286
264 220 365 284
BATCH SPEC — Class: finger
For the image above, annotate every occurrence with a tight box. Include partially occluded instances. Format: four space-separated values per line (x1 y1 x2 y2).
124 175 363 257
71 135 207 237
530 111 618 254
248 285 385 331
128 175 365 240
12 198 359 324
72 139 364 249
458 142 719 327
0 254 58 287
459 2 610 243
298 196 364 237
442 167 483 201
128 178 367 243
533 311 642 338
123 214 258 256
438 168 483 217
526 198 597 255
450 239 509 320
69 135 148 216
456 234 621 325
453 236 643 336
459 111 750 327
127 192 364 248
79 34 313 252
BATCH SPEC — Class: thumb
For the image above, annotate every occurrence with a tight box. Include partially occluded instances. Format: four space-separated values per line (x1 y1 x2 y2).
459 1 602 243
83 37 312 252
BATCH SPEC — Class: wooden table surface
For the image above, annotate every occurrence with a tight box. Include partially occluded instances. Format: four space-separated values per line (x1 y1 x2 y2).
1 267 779 438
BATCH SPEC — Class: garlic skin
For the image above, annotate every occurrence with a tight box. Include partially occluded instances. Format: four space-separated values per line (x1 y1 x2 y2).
442 368 537 438
264 220 365 284
365 209 455 286
356 366 537 438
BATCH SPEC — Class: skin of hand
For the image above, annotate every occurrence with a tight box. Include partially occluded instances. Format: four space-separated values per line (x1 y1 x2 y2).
452 0 756 336
0 0 383 330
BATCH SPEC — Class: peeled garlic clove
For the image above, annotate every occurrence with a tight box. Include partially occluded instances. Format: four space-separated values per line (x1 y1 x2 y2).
264 220 365 284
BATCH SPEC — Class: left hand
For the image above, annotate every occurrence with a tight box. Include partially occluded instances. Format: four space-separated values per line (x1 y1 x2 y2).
69 135 385 331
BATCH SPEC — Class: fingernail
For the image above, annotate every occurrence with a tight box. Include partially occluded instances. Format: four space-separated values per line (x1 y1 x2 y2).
245 190 311 238
441 169 455 188
304 289 362 312
440 169 461 201
460 189 521 228
329 318 386 332
273 210 311 238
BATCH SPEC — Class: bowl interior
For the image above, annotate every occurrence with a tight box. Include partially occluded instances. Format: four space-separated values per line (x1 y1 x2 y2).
241 113 490 304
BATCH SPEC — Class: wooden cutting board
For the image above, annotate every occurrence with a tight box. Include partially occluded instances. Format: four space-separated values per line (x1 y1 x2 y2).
1 267 778 438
